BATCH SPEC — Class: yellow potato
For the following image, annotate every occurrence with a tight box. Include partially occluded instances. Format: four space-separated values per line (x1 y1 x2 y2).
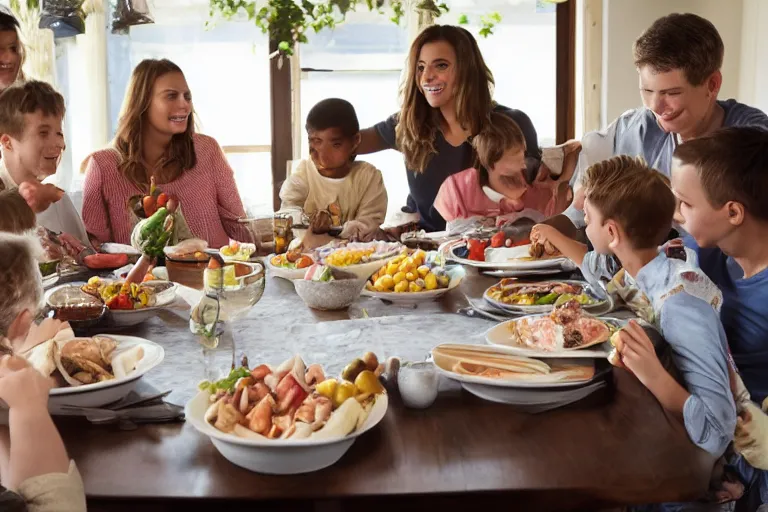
417 265 430 278
405 271 417 282
375 275 395 291
394 280 409 293
386 262 399 276
393 271 407 284
424 272 438 290
437 275 450 288
409 281 423 293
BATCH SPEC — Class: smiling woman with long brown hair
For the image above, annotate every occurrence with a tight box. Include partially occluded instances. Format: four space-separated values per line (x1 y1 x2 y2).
0 11 25 91
81 58 249 247
357 24 541 232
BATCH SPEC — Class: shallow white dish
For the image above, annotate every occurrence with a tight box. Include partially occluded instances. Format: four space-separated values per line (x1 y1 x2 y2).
439 239 576 272
0 335 164 418
460 379 606 407
42 273 60 289
482 279 609 315
484 315 626 359
431 350 597 389
361 265 466 304
185 391 388 475
327 254 398 281
45 281 179 328
265 254 309 281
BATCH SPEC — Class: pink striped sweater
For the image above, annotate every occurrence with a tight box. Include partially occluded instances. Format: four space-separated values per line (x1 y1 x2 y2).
82 134 249 248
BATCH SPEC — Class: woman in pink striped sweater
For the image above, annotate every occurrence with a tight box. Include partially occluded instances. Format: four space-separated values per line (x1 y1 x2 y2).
82 59 249 248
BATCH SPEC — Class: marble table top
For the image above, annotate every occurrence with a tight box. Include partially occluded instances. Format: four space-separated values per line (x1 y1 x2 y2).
117 273 492 406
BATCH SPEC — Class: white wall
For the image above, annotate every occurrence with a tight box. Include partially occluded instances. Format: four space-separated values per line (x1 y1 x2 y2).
601 0 744 125
738 0 768 113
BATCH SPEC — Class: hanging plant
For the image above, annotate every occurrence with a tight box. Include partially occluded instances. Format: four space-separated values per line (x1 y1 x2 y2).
207 0 510 59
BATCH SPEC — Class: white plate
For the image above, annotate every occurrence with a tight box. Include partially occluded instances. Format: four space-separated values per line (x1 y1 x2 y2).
264 254 310 281
484 315 626 358
327 254 398 281
482 269 563 278
439 239 576 271
460 379 606 407
361 265 465 304
185 391 388 475
432 350 597 389
42 273 60 289
16 335 163 411
482 279 609 314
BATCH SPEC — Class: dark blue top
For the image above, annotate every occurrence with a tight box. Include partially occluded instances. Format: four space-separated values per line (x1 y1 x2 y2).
374 105 540 232
685 236 768 404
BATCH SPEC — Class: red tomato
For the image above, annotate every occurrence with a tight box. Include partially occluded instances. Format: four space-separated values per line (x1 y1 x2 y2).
467 239 488 261
490 232 506 248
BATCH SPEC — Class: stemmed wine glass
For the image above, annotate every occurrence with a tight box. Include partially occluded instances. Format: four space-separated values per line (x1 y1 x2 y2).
189 255 265 381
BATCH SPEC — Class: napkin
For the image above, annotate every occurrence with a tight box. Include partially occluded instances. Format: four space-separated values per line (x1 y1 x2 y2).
50 380 185 427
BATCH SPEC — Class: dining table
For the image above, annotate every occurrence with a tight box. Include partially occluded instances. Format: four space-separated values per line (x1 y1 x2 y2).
54 268 718 512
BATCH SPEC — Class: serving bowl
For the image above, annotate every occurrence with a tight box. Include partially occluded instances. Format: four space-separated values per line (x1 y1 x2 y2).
361 265 466 304
293 269 367 310
45 281 179 329
185 391 388 475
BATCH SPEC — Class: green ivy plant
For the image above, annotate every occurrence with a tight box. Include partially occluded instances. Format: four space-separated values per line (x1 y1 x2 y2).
207 0 503 58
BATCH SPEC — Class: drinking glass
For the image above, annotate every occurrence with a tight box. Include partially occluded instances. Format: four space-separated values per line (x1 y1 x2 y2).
190 260 265 381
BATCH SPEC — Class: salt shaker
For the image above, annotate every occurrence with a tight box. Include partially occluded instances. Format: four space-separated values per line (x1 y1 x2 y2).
398 361 439 409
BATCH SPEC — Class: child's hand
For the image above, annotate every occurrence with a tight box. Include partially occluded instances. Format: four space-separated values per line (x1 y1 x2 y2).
0 356 52 412
530 224 559 257
17 181 64 213
662 238 686 260
57 232 89 260
614 320 664 386
734 401 768 470
15 319 71 355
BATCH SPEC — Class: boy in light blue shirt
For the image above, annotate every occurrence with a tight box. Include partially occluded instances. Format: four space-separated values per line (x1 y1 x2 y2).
532 155 736 458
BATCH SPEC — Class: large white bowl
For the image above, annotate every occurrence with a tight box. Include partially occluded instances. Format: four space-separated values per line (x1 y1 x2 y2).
293 275 367 310
185 391 388 475
361 265 466 304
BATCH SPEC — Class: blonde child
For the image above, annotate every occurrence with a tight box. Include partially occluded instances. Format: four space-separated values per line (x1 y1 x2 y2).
0 233 85 512
434 112 575 232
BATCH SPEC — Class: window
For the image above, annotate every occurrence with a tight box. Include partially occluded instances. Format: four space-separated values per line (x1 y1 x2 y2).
105 15 274 216
442 0 558 147
297 10 412 217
